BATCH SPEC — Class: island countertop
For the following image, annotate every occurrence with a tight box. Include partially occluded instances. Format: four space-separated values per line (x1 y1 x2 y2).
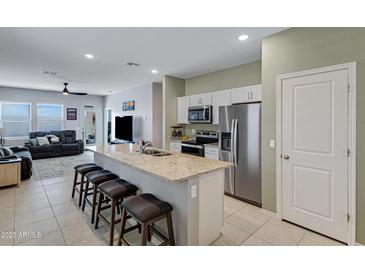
88 144 232 183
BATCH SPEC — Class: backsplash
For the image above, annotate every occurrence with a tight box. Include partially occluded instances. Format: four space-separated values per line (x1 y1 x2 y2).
184 124 218 138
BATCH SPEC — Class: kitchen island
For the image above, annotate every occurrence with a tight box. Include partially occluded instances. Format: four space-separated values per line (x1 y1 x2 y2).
89 144 231 245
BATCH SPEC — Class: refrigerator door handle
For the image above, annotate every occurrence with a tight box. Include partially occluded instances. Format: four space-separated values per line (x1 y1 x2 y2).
230 119 235 164
234 118 238 167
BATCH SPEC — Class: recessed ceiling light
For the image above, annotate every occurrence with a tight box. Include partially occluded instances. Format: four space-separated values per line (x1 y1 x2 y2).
151 69 158 74
84 54 94 59
238 34 249 41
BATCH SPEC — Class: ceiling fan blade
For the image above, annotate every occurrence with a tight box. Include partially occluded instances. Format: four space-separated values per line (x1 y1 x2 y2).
69 92 88 96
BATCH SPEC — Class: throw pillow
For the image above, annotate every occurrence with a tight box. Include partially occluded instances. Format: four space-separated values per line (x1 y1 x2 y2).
36 136 50 146
2 147 13 156
29 138 39 146
50 136 60 144
0 147 4 158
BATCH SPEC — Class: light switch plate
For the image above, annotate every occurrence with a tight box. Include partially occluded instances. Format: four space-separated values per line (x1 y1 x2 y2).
191 185 197 198
269 139 276 149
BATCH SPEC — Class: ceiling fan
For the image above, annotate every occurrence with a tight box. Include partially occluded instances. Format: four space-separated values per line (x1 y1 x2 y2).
60 83 87 96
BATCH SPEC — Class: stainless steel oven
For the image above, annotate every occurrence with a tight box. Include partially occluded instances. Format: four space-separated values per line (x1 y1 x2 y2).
188 105 212 124
181 130 218 157
181 143 204 157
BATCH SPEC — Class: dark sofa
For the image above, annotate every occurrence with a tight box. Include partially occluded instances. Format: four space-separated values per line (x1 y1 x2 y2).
25 130 84 159
0 146 33 180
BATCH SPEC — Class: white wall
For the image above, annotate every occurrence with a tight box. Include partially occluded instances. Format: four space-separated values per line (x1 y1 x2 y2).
104 83 162 145
0 86 105 146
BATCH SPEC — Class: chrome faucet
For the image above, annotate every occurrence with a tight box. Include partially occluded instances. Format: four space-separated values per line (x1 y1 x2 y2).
140 142 152 155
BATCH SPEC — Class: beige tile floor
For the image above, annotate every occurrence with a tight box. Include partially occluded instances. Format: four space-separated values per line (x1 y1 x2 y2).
0 173 345 246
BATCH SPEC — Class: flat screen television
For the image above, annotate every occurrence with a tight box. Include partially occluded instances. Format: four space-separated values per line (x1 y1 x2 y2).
115 116 133 142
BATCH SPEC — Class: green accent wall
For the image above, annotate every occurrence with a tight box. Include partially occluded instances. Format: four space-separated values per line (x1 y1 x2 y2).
185 60 261 95
184 61 262 135
162 75 185 149
261 27 365 243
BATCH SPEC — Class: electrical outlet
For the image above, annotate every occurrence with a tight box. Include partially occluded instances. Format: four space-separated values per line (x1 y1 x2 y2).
191 185 197 198
269 139 276 149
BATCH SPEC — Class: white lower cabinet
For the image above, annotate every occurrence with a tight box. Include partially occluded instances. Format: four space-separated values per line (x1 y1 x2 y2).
169 141 181 152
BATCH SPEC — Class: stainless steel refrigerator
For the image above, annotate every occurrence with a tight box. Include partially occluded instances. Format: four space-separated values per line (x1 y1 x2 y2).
219 103 261 206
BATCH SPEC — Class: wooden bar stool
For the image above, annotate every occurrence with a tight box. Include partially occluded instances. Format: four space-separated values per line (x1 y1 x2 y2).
82 170 119 224
95 179 139 246
118 193 175 246
72 163 102 207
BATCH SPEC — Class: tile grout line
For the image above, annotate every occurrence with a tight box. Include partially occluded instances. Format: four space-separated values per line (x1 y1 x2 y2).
238 217 272 245
40 178 67 246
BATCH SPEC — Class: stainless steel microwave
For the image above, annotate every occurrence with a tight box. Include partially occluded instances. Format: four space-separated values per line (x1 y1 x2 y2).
188 105 212 124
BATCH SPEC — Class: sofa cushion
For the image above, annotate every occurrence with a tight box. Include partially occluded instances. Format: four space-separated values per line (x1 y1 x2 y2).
60 130 76 144
30 131 48 139
62 143 80 151
31 144 54 153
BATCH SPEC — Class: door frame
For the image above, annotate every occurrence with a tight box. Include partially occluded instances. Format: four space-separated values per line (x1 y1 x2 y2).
80 107 103 146
104 108 112 145
276 62 357 245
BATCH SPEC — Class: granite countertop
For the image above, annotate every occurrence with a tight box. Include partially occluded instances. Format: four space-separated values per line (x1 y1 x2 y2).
89 144 232 183
204 142 219 148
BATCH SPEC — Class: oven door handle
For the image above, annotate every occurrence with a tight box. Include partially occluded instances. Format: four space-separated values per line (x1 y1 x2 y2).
181 143 204 149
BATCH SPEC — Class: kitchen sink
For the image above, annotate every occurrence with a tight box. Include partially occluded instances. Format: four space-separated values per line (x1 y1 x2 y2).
143 149 172 157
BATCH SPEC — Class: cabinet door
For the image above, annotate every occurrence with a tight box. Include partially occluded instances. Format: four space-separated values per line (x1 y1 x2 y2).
178 96 189 124
230 86 251 104
189 93 212 106
212 90 231 125
250 85 262 102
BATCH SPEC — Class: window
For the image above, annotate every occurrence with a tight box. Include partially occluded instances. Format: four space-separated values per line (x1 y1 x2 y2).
0 102 31 138
37 104 63 131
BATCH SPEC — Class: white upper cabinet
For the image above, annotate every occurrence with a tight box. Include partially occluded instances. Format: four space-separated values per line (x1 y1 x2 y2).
189 93 212 106
230 86 251 104
212 90 231 125
230 84 262 104
177 96 190 124
250 84 262 102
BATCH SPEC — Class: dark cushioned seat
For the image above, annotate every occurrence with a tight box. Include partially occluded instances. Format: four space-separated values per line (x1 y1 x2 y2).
25 130 83 159
99 179 138 199
85 170 119 185
62 143 80 151
74 163 102 175
122 193 173 222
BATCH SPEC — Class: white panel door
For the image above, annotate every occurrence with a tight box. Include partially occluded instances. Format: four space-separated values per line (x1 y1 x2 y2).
281 68 349 242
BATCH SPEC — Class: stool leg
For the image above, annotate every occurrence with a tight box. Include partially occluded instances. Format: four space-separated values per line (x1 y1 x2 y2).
141 223 148 246
109 198 116 246
78 175 85 207
82 179 90 211
118 208 128 246
95 192 103 229
71 170 78 198
166 213 175 246
91 184 98 224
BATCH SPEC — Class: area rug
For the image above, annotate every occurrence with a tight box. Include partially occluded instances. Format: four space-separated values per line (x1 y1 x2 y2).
32 151 94 181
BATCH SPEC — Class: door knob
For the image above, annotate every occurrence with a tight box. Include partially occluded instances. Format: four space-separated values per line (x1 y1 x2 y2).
282 154 290 160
